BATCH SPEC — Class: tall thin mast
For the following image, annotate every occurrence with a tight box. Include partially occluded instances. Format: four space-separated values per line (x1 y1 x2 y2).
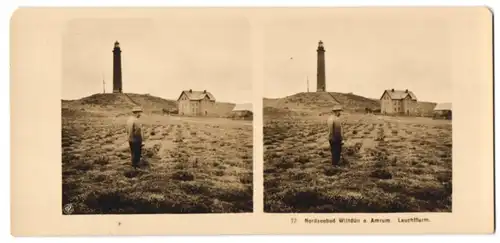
307 76 309 92
102 73 106 93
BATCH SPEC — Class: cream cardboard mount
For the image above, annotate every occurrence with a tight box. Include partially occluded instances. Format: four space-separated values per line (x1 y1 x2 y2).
10 7 494 236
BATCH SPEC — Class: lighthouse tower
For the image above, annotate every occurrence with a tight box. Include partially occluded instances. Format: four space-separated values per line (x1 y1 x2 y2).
112 41 123 93
316 40 326 92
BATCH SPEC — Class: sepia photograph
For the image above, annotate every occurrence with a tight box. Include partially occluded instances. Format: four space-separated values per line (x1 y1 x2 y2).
263 12 453 213
10 7 494 236
61 16 253 214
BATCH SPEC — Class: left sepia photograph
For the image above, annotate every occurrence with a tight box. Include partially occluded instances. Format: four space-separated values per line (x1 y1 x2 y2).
61 17 253 214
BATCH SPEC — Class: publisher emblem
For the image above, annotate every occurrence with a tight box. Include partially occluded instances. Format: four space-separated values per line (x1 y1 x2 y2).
63 203 74 215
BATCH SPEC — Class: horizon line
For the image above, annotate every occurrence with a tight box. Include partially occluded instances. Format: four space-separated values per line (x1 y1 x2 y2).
61 92 249 105
262 91 449 104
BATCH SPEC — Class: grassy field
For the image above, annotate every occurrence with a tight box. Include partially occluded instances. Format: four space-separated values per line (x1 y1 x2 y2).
263 113 452 213
62 111 253 214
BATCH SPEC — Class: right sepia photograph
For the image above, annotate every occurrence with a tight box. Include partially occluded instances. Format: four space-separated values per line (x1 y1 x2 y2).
263 11 452 213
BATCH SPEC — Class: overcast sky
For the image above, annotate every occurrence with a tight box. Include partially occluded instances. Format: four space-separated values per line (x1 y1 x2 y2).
62 10 473 104
62 16 252 103
262 10 454 103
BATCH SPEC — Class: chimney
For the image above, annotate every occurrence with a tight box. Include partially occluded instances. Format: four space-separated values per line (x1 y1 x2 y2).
405 89 408 93
391 88 394 92
203 90 206 93
189 89 192 93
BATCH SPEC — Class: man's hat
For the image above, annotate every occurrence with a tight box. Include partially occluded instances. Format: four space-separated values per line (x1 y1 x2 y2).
332 105 343 111
132 106 143 113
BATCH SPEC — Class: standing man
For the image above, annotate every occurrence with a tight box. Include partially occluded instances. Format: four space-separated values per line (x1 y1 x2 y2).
327 105 344 166
126 106 144 168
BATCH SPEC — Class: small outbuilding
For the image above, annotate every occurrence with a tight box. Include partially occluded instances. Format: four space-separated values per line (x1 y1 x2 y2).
231 103 253 120
433 102 452 120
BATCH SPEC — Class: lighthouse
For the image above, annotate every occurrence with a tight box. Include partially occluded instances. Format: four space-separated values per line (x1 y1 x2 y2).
316 40 326 92
112 41 123 93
